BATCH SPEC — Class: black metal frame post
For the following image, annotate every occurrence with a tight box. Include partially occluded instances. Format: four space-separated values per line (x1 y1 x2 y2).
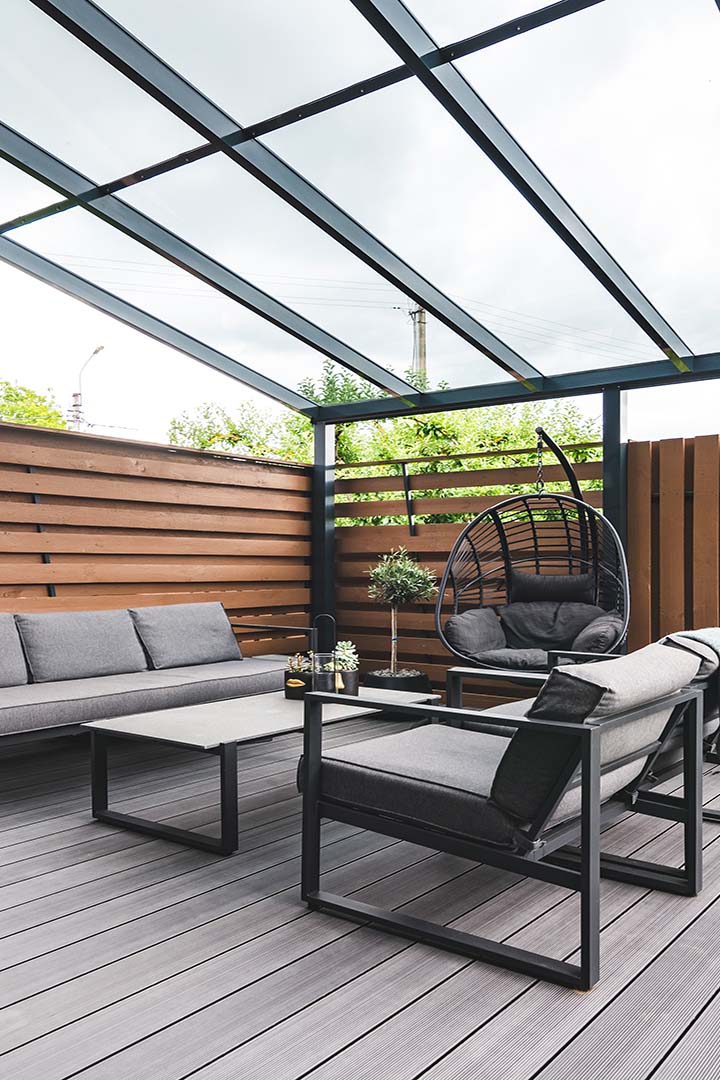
311 422 336 652
90 730 239 856
603 386 628 549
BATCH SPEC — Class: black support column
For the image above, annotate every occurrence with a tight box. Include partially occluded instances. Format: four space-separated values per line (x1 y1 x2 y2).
602 387 628 547
311 422 336 650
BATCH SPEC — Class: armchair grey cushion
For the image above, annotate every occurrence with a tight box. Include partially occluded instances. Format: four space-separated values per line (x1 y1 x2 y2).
572 612 624 653
444 608 506 657
129 602 241 669
509 568 594 605
15 610 147 683
491 643 701 823
0 614 28 687
499 601 605 651
470 648 550 671
312 724 517 846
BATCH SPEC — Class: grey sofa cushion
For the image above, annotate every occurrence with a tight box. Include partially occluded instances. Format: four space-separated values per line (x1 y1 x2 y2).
0 656 287 735
444 608 506 657
491 643 701 823
499 601 605 650
0 614 28 687
129 602 241 669
312 725 517 846
509 569 594 605
15 610 147 683
572 612 624 653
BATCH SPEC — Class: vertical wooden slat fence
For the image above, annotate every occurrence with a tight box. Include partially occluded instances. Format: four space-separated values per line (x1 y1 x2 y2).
0 422 312 656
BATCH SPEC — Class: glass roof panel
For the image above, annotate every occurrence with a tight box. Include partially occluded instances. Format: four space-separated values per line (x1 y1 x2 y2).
95 0 400 124
457 0 720 354
0 159 62 224
265 75 664 377
11 208 383 403
407 1 544 44
3 0 196 181
117 151 505 389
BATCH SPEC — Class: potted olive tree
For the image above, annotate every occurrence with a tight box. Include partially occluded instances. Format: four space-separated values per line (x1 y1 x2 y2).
365 547 437 692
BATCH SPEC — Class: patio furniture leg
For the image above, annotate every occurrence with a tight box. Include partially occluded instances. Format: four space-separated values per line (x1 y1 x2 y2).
684 698 703 894
580 730 601 990
90 729 108 817
302 696 322 901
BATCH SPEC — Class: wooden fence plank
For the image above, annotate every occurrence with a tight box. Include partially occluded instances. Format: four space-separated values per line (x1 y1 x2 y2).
0 501 310 535
336 461 601 495
657 438 686 636
692 434 720 629
627 440 653 649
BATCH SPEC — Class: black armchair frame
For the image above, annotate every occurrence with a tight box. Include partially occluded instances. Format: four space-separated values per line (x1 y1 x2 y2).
301 683 703 990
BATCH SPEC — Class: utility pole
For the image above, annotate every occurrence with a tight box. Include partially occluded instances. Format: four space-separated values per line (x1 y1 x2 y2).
70 344 104 429
409 304 427 379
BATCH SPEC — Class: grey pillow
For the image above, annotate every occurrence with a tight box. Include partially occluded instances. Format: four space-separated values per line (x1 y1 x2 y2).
499 601 605 650
0 613 28 687
129 602 241 669
444 608 505 656
509 569 594 605
471 648 549 671
15 610 147 683
492 643 701 822
572 612 624 654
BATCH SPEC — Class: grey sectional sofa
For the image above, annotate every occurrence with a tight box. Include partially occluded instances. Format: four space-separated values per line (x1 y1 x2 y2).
0 602 287 743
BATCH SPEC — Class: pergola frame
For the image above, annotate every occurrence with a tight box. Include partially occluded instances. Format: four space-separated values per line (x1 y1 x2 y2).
1 0 718 646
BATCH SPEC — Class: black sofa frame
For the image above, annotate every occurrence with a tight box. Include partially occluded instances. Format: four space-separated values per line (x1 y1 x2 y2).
301 683 703 991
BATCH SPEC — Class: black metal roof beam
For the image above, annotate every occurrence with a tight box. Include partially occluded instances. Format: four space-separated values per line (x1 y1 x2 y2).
4 1 606 236
350 0 694 372
0 125 417 402
0 237 318 415
29 0 543 390
314 352 714 423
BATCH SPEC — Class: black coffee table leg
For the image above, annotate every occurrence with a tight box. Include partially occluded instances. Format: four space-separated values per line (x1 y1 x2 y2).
90 730 239 855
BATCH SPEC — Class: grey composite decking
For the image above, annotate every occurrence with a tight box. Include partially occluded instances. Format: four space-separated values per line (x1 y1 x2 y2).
0 714 718 1080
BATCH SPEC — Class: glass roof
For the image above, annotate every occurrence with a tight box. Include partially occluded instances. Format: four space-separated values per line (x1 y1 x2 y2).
0 0 715 419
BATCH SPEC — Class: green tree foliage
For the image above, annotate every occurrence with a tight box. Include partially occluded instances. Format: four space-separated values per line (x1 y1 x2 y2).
0 381 67 429
367 548 437 673
168 360 600 467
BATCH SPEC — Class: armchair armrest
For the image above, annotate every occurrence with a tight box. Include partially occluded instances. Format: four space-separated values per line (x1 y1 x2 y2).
446 666 546 710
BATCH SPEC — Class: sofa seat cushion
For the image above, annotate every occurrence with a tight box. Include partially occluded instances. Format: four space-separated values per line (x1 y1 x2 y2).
498 601 605 651
15 609 147 683
129 602 241 669
0 656 287 735
0 613 28 687
315 725 518 847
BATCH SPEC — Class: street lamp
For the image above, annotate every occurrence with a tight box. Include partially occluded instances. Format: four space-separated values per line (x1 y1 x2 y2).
70 345 104 429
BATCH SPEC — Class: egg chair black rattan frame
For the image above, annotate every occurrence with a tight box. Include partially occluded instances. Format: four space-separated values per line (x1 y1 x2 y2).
435 429 630 668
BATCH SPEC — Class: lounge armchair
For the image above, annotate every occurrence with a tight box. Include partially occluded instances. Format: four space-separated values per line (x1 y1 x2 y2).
299 643 703 990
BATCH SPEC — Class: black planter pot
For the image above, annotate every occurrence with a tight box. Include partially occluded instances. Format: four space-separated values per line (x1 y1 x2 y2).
362 671 432 694
284 672 312 700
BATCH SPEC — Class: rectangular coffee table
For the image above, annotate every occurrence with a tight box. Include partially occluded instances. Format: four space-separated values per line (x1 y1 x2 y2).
84 687 439 855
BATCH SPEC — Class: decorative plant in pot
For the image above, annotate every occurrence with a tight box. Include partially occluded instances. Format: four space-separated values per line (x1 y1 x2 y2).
312 640 360 696
365 547 437 692
284 652 312 699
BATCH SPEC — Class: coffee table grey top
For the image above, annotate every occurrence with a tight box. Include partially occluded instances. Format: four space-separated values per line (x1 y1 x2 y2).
84 687 440 750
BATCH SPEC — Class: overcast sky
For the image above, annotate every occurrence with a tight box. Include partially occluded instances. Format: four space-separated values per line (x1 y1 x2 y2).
1 0 718 446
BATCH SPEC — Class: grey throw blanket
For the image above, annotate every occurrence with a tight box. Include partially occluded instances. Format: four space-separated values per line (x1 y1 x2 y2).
663 628 720 676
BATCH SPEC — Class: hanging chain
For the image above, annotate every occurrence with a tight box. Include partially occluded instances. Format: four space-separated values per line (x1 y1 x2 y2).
536 431 545 493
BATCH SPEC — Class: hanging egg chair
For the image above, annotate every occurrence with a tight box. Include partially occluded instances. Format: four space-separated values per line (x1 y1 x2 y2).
435 428 630 671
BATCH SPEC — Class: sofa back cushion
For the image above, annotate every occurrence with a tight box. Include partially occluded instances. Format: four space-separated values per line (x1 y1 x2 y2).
129 602 241 669
0 613 29 687
498 601 605 650
15 610 148 683
491 642 701 822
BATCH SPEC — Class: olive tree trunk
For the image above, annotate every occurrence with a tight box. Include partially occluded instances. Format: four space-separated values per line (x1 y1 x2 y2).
390 605 398 674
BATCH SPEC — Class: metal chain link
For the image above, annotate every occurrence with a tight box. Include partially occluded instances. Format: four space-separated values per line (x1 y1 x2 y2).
536 431 544 493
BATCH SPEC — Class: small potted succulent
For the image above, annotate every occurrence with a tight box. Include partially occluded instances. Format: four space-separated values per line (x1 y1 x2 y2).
365 547 437 693
284 652 312 699
333 640 360 696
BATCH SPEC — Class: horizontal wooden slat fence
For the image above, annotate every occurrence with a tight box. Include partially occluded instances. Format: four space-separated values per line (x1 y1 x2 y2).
335 444 603 703
0 422 312 656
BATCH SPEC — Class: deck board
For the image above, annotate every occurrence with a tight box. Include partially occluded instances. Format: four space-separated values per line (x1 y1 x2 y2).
0 721 717 1080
